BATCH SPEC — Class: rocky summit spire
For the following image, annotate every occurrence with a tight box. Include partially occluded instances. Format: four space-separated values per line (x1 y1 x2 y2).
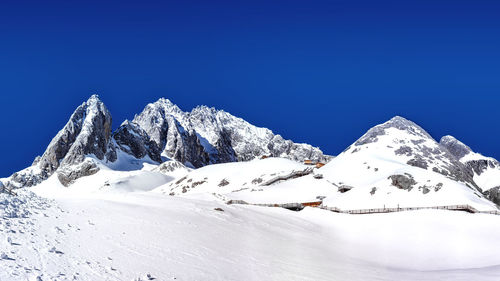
8 95 117 187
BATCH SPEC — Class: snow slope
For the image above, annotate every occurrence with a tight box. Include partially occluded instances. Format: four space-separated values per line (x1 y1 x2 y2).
156 157 309 197
208 117 498 211
1 189 500 281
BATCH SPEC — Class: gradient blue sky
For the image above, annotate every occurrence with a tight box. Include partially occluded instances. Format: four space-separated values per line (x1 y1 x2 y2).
1 0 499 175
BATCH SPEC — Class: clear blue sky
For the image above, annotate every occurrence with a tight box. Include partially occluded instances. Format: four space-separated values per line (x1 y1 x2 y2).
1 0 500 176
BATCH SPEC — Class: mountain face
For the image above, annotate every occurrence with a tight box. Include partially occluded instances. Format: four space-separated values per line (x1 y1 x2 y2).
164 116 498 211
440 135 500 205
350 116 477 188
314 116 497 210
132 98 331 168
2 95 330 189
7 95 116 188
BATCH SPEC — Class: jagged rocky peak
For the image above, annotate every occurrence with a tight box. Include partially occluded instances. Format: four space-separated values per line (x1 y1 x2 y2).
5 95 330 189
45 94 117 186
7 94 117 188
439 135 473 160
131 97 331 167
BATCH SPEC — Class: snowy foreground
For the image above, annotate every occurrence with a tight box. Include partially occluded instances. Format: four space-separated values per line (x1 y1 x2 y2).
1 187 500 281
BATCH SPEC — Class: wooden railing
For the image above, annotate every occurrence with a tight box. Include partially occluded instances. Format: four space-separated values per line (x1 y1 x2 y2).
318 204 487 214
227 200 500 215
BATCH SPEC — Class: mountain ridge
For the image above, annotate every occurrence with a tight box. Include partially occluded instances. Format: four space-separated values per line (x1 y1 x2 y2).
1 95 331 189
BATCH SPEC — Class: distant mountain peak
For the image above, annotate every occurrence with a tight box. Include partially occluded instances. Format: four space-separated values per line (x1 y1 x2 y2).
346 116 477 189
440 135 472 159
355 116 432 146
151 97 183 115
86 93 101 103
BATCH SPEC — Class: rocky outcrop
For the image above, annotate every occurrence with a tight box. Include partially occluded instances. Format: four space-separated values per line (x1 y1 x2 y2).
440 135 500 176
439 135 500 206
440 135 472 160
113 120 162 162
389 174 417 191
57 159 100 187
154 160 191 174
484 187 500 205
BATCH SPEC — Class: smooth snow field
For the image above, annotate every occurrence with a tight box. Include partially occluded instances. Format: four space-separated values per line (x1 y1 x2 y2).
2 185 500 281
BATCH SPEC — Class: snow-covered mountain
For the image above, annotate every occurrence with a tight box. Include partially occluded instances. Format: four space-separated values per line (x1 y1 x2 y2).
2 96 499 210
132 98 331 167
1 95 330 189
164 116 499 211
313 116 496 210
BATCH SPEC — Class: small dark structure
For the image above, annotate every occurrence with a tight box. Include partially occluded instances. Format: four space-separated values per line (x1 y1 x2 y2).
338 185 354 193
226 200 248 205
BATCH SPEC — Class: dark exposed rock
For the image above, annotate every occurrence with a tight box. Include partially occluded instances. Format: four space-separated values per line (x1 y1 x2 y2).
176 176 188 185
113 121 162 162
407 158 428 170
57 160 100 187
192 181 206 188
251 178 263 185
484 187 500 205
466 159 497 176
419 186 431 194
218 179 230 187
411 139 426 145
389 174 417 191
395 146 413 156
440 135 472 159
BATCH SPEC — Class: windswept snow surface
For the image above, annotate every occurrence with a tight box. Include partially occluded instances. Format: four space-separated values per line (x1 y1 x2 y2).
156 157 309 197
1 187 500 281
